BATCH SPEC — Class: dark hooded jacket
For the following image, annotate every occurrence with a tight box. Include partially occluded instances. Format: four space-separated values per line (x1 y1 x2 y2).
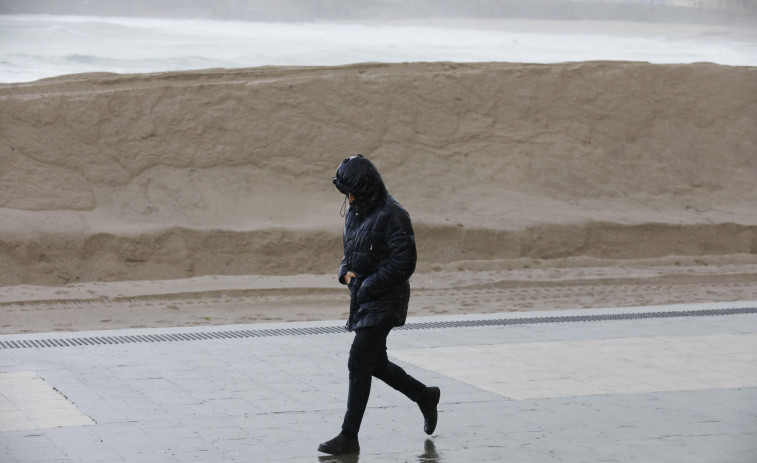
333 155 416 331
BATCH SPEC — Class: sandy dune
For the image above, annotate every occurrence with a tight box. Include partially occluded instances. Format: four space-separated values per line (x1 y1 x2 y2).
1 61 755 333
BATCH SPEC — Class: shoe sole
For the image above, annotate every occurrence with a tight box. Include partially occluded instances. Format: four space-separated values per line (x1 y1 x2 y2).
317 444 360 455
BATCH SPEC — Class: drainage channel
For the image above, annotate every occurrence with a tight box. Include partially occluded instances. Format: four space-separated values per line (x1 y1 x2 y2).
1 307 755 350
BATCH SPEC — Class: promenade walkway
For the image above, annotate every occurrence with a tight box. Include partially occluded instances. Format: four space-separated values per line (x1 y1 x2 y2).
1 301 755 462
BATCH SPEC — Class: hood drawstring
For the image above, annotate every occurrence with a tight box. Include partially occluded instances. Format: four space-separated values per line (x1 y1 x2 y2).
340 194 348 218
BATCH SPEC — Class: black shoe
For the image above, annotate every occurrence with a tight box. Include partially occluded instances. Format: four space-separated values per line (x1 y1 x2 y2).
418 386 440 435
318 433 360 455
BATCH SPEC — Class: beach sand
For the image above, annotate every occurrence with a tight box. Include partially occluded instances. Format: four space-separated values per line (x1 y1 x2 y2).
1 60 755 334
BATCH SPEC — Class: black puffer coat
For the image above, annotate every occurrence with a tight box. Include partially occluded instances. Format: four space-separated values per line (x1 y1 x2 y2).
333 155 417 331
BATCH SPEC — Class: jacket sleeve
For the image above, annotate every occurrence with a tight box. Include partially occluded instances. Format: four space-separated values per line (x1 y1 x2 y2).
338 215 350 284
357 209 416 302
338 256 349 285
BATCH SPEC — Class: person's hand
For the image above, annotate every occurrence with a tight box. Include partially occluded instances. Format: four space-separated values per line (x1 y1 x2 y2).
344 271 357 285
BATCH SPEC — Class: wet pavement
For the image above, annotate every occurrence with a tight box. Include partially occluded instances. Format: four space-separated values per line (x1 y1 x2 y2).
1 301 756 462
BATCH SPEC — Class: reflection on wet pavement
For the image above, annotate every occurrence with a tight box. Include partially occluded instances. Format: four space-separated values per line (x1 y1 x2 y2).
418 439 441 462
317 438 440 462
318 453 360 463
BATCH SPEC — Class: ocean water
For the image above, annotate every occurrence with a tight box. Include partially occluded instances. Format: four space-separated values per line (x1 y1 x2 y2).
1 14 756 83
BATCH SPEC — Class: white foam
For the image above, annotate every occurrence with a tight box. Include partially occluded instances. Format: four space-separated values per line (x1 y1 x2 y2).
2 14 756 83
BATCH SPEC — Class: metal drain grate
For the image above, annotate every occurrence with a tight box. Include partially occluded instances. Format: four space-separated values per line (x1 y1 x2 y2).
1 306 755 350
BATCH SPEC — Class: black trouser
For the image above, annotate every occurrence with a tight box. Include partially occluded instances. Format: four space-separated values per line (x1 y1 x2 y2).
341 325 427 437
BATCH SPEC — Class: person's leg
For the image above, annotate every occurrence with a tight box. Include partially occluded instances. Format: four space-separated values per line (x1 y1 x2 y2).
320 327 385 455
373 327 441 435
371 327 428 403
341 326 387 437
320 325 441 454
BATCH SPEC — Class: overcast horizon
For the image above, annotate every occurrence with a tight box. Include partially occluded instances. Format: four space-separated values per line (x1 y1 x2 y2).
2 0 756 25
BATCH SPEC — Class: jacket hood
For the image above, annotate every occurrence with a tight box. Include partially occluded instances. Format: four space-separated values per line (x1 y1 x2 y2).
333 155 387 213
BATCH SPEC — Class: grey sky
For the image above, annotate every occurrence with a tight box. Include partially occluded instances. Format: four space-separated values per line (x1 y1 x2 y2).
1 0 755 24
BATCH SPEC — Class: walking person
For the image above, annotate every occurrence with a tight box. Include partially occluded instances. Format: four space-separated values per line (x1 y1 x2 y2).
318 155 441 456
